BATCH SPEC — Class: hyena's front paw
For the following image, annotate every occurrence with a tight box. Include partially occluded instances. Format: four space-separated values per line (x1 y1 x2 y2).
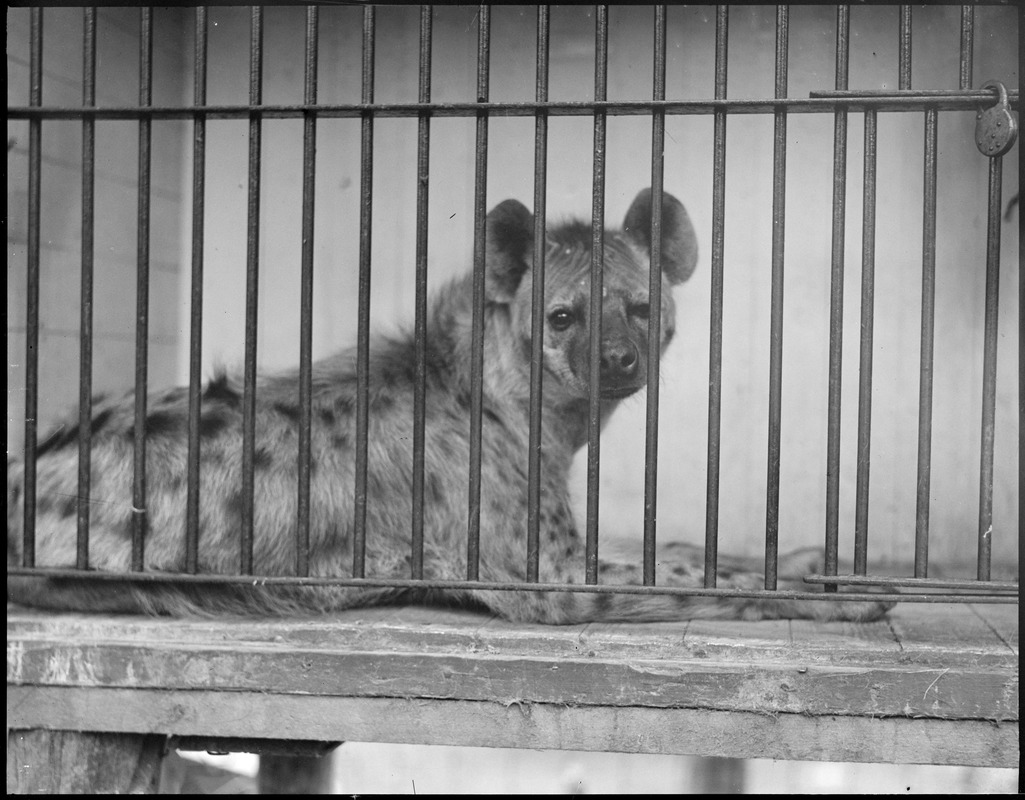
776 546 896 622
806 597 896 622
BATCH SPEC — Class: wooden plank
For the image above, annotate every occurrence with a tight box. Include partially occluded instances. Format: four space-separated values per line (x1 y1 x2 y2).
9 604 1000 665
8 629 1017 720
888 603 1017 654
7 729 164 794
970 603 1019 654
788 615 901 655
6 687 1018 768
7 607 1017 720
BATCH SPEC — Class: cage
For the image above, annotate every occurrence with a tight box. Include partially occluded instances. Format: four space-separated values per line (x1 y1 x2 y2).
6 3 1019 611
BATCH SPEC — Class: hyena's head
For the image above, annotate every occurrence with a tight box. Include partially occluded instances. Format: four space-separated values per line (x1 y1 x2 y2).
485 188 698 405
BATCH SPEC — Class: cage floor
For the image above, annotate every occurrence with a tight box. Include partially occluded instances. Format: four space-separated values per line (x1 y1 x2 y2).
7 600 1017 768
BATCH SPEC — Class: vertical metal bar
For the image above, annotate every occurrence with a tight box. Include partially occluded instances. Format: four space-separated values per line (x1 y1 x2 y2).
411 5 431 580
898 6 911 91
977 156 1002 581
185 7 207 574
1019 11 1024 602
296 6 318 578
959 5 974 91
353 6 375 578
467 4 490 582
22 7 43 568
823 6 849 591
526 5 550 584
704 4 729 588
764 4 788 590
131 7 153 572
901 4 935 576
585 5 609 586
915 108 938 580
642 5 667 586
240 6 263 575
77 7 97 570
909 3 936 580
853 109 877 576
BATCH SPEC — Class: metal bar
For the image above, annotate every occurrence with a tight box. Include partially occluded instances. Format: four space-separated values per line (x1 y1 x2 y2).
353 6 375 579
131 7 153 572
898 5 912 91
185 7 207 574
806 574 1019 593
411 5 431 580
585 5 609 586
9 566 1014 604
22 7 43 569
466 4 490 582
704 4 729 589
11 92 1020 121
240 5 263 575
642 5 667 586
823 5 849 591
764 4 788 590
914 107 938 579
853 109 877 576
959 5 974 91
76 6 97 570
811 89 1019 101
977 156 1002 582
295 5 318 578
526 5 550 584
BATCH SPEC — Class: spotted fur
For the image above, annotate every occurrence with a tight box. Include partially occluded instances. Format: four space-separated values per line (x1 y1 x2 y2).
7 189 891 623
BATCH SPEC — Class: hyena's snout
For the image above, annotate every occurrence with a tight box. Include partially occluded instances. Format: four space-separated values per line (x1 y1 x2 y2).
596 312 650 399
599 336 641 396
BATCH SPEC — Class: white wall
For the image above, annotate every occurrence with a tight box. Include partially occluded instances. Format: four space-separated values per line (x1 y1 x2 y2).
7 7 189 451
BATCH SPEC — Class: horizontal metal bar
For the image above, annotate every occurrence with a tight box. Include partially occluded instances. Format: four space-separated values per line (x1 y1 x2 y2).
8 567 1015 604
807 574 1017 595
811 88 1008 101
9 93 1019 121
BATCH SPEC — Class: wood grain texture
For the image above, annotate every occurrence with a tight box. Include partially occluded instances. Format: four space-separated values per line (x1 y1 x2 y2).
7 603 1019 767
7 729 164 794
7 687 1018 768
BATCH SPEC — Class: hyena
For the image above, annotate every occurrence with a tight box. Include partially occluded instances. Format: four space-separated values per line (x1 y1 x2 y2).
7 188 891 623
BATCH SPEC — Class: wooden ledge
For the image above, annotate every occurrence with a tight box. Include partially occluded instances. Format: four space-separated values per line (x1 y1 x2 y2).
7 602 1018 768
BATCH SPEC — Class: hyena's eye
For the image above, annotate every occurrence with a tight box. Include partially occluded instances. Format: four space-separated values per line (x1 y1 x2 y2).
628 302 650 320
548 308 576 332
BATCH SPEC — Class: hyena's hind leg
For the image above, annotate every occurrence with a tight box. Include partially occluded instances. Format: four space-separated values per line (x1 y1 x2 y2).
654 542 895 623
449 541 894 624
533 540 893 623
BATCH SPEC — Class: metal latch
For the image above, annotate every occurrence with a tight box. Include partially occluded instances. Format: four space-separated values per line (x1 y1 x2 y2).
975 80 1018 157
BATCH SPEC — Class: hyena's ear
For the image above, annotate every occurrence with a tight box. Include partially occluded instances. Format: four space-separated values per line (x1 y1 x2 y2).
621 188 698 285
485 199 534 303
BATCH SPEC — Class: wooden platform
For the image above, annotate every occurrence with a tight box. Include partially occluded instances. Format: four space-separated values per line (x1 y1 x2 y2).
6 601 1019 786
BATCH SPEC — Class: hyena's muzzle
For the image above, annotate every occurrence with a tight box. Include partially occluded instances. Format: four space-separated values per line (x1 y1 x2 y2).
594 283 658 400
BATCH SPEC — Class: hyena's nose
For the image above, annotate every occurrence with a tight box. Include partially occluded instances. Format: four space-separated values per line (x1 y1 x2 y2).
600 340 639 381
